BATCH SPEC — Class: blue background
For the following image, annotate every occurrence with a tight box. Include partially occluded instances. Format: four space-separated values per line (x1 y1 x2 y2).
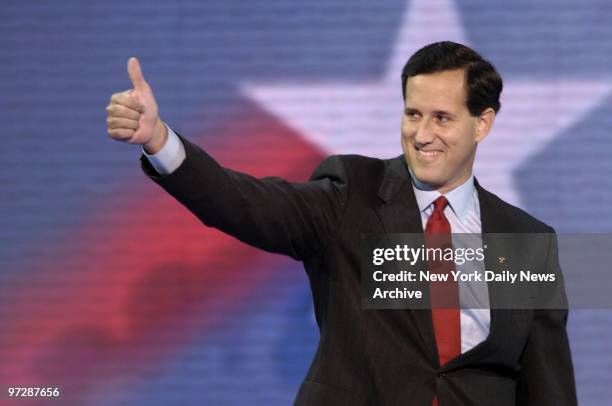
1 1 611 404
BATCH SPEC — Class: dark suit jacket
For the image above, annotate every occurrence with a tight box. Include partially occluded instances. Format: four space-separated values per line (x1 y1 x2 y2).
141 133 577 406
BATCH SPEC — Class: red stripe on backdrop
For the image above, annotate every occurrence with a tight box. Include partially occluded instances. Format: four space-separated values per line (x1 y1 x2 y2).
0 103 325 403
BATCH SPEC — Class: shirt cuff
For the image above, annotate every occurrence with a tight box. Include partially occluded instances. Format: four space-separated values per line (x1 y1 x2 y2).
141 123 186 175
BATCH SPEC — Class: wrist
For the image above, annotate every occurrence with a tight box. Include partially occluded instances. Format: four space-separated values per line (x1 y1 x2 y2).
143 118 168 154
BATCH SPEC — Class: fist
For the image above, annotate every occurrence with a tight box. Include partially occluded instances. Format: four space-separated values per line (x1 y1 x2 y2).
106 57 167 152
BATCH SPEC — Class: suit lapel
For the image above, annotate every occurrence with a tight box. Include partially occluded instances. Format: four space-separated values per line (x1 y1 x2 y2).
476 179 516 339
444 180 516 369
372 163 522 369
372 161 523 368
374 156 422 234
373 155 438 365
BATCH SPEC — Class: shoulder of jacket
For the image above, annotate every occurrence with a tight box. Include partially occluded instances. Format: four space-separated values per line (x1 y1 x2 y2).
478 186 555 233
332 154 387 172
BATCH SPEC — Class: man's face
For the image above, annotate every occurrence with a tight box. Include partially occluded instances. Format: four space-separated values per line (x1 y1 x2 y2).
401 68 492 193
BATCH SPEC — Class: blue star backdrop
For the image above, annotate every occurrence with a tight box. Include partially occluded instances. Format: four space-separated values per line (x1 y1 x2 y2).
1 1 611 404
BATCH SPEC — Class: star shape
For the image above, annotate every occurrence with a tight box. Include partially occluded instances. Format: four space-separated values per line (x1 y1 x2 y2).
240 0 611 206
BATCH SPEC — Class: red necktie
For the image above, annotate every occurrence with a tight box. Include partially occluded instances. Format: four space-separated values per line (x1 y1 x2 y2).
425 196 460 406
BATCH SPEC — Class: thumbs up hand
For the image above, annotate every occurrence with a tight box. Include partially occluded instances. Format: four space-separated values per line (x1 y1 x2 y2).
106 57 167 153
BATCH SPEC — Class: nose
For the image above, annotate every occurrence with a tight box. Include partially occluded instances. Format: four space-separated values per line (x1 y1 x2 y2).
414 117 436 145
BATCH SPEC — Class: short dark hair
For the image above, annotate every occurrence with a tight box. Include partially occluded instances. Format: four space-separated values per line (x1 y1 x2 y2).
401 41 503 116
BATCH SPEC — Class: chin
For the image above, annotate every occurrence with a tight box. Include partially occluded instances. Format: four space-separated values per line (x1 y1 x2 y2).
408 162 432 178
411 168 444 187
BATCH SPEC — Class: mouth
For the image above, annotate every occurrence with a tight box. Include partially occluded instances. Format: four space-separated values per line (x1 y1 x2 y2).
415 146 442 162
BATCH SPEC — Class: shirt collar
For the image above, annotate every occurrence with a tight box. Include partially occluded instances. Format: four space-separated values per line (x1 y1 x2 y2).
408 167 475 220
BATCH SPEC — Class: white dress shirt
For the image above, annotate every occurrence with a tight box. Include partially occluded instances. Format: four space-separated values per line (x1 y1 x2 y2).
143 125 491 352
410 170 491 353
141 124 186 175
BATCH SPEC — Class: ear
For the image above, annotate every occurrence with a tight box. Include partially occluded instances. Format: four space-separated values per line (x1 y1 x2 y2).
474 107 496 143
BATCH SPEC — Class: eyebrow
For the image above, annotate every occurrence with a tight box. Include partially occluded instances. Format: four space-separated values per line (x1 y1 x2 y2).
404 107 456 118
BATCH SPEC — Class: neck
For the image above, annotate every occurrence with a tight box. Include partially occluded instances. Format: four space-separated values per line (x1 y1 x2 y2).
408 168 473 194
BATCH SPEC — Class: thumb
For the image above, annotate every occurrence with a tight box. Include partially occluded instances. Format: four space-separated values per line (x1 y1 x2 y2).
127 57 149 92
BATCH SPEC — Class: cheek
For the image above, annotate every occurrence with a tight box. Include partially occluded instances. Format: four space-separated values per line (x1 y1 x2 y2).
401 120 415 140
400 118 408 134
445 130 476 159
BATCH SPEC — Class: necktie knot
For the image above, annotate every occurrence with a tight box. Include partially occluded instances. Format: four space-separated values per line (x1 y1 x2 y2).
432 196 449 213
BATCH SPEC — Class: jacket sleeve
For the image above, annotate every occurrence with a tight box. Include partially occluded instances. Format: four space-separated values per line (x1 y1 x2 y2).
515 231 577 405
140 132 349 261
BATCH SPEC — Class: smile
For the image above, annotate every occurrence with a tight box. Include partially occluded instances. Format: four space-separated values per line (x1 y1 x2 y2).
416 148 442 161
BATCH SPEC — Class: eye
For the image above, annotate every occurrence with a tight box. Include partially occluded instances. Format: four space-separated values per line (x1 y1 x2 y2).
405 111 420 120
436 114 450 123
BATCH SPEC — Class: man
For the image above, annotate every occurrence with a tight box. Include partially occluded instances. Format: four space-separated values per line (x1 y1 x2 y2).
106 41 576 405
